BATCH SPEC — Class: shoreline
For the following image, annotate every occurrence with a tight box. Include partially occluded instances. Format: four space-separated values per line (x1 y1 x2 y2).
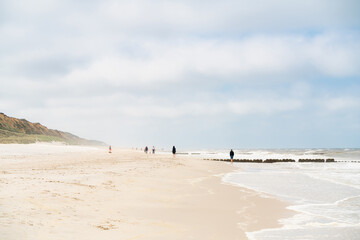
222 160 360 240
0 145 293 239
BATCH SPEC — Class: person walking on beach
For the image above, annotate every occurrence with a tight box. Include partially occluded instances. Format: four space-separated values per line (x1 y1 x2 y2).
152 146 155 154
230 149 234 163
109 145 112 153
144 146 148 154
172 146 176 157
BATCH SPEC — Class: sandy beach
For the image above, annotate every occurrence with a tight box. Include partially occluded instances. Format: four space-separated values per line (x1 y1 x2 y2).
0 144 292 240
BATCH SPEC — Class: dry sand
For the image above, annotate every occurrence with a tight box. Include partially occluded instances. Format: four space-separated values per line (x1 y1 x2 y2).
0 144 292 240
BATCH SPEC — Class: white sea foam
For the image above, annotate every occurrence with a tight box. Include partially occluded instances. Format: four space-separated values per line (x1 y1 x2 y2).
215 149 360 240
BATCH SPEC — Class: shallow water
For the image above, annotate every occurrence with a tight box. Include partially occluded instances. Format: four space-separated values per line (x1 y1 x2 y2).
217 149 360 240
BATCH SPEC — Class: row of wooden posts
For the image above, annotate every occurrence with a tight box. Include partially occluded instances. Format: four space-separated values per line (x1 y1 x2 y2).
204 158 336 163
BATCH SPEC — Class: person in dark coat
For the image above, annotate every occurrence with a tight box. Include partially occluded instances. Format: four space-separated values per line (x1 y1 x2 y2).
172 146 176 157
144 146 148 154
230 149 234 163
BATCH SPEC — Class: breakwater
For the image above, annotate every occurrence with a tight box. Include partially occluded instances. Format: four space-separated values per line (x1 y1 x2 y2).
204 158 336 163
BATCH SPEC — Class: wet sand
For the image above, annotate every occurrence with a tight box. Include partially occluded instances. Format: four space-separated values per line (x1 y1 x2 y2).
0 144 292 239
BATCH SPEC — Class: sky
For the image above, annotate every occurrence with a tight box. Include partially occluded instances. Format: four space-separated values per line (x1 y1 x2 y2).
0 0 359 149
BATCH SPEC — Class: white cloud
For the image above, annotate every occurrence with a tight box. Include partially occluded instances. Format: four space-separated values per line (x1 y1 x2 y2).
62 56 184 86
33 92 304 119
56 33 360 88
307 34 360 76
321 97 360 111
227 99 303 115
1 0 359 87
96 0 360 34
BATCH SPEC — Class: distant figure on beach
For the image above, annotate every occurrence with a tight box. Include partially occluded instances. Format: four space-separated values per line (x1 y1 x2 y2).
152 146 155 154
172 146 176 157
230 149 234 162
144 146 148 154
109 145 112 153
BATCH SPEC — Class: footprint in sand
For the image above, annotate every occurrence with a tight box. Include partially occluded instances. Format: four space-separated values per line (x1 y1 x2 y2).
96 223 116 230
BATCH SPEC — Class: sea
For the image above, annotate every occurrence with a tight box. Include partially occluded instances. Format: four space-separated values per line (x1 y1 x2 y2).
189 148 360 240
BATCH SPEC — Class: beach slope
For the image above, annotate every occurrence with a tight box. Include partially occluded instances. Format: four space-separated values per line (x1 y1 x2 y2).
0 145 291 239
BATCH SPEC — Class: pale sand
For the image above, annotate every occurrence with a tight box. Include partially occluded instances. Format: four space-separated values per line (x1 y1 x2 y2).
0 145 293 240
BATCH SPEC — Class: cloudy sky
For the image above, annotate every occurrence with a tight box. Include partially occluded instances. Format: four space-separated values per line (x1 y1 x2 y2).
1 0 359 149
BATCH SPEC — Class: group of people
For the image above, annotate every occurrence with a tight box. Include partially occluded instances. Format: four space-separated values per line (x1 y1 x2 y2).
110 145 233 161
144 146 156 154
143 146 232 160
143 145 177 156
